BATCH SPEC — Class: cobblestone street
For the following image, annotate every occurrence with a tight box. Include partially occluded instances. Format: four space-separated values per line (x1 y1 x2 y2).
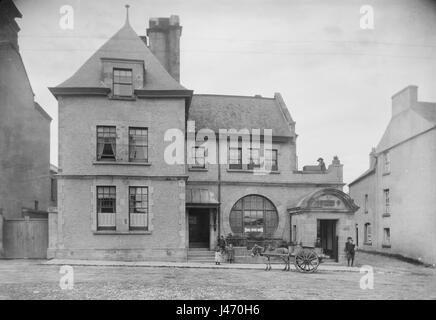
0 253 435 299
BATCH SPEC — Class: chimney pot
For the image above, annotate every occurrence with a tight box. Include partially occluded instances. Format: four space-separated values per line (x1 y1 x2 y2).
369 148 377 168
170 15 180 26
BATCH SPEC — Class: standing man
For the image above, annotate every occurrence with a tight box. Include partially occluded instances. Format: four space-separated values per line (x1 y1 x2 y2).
345 237 356 267
317 158 326 171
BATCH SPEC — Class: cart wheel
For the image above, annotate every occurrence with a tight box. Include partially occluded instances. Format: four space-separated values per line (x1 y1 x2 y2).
294 249 320 273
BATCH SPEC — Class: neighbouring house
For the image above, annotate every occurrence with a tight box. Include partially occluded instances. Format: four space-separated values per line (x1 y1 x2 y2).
48 9 358 263
349 85 436 265
0 0 52 218
0 0 52 258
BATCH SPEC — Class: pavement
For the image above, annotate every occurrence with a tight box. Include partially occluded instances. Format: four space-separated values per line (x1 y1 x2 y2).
44 259 362 273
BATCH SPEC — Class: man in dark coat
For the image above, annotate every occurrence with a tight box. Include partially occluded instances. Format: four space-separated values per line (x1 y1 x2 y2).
317 158 327 171
345 237 356 267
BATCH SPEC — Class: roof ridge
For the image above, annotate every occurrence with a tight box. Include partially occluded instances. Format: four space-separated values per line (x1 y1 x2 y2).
273 92 295 125
411 101 436 124
54 17 187 91
193 93 275 100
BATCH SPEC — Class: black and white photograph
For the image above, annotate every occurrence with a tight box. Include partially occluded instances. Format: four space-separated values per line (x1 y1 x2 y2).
0 0 435 305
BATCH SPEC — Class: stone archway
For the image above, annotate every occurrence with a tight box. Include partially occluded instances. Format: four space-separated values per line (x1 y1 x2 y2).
288 188 359 262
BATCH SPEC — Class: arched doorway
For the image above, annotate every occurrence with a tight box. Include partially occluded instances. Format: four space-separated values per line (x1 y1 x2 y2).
288 188 359 263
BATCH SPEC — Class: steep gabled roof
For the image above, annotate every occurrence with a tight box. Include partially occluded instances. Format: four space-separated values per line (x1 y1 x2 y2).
55 20 186 91
376 103 436 153
412 101 436 124
0 0 22 20
188 93 295 138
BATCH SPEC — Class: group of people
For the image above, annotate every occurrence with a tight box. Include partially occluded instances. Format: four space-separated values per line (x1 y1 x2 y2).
212 235 357 267
215 235 235 265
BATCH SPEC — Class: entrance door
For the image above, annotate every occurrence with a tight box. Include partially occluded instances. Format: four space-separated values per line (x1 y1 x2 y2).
188 209 210 248
318 220 337 260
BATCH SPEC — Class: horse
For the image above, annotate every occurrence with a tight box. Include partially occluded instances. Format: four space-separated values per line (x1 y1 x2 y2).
251 244 291 271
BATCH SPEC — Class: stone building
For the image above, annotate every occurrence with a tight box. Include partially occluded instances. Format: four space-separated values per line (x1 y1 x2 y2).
48 10 358 262
0 0 52 218
349 85 436 265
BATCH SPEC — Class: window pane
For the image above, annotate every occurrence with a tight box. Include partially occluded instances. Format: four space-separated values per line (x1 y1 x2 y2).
113 69 133 97
264 149 278 171
129 187 148 230
96 186 116 231
97 126 116 160
233 199 242 210
193 146 205 168
229 195 277 236
129 127 148 162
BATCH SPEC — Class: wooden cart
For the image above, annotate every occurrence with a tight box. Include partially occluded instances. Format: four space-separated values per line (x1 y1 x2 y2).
251 245 324 273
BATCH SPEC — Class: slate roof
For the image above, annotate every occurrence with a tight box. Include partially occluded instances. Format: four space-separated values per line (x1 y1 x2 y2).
55 20 186 91
348 162 376 186
188 93 294 137
0 0 22 20
376 101 436 153
351 87 436 186
412 102 436 124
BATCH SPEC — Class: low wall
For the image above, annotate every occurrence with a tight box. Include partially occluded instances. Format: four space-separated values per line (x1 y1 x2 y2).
49 248 188 262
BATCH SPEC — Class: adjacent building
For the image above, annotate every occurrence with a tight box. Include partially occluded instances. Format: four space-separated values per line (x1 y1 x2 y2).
349 85 436 265
48 10 358 262
0 0 52 219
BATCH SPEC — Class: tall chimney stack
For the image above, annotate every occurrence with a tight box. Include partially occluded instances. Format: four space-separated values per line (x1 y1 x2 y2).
146 15 182 82
391 85 418 117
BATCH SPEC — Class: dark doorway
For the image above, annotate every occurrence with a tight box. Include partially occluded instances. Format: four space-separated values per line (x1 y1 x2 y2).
188 208 210 248
317 219 337 260
355 224 359 247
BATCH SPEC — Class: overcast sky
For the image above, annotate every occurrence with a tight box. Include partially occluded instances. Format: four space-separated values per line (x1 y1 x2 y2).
13 0 436 187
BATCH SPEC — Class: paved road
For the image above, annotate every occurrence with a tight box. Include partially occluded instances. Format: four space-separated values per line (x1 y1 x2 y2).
0 253 435 299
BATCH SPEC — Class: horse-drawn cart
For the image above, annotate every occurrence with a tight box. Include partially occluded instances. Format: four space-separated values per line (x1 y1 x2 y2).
251 244 325 273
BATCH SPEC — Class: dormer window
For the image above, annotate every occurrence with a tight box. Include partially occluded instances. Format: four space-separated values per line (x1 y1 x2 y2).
113 68 133 97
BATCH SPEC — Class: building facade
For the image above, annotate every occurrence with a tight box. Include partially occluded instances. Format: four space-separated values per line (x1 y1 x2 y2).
0 0 52 219
48 11 358 262
349 85 436 265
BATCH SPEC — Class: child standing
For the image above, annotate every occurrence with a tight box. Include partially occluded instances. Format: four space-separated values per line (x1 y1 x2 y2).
215 247 222 265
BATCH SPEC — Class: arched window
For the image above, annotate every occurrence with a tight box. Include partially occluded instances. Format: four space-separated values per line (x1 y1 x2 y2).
364 223 372 244
229 195 278 237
